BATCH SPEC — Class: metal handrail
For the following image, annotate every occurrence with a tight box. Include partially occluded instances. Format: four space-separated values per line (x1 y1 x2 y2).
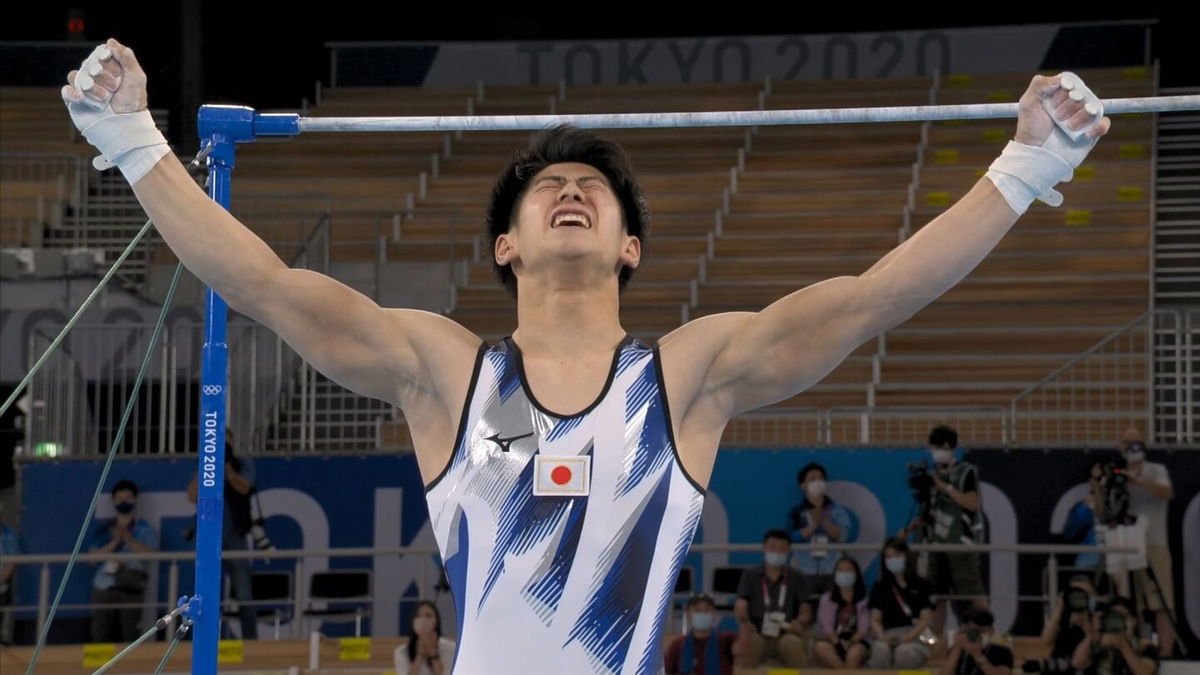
1 541 1138 642
1011 310 1153 403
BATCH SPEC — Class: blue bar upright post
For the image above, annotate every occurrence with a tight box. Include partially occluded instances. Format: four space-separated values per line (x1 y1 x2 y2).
191 106 298 675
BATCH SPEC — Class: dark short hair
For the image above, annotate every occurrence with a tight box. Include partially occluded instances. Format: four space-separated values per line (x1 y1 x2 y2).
686 594 716 610
929 425 958 449
111 480 139 498
484 124 649 299
796 462 827 485
763 529 790 543
966 609 995 627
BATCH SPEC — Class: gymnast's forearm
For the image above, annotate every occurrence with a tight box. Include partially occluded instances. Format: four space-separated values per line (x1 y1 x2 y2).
131 155 287 315
857 177 1018 324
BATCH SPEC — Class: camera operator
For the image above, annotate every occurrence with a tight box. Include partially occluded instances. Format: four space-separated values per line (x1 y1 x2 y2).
904 426 989 633
1022 575 1098 673
940 609 1012 675
1071 596 1157 675
1114 428 1175 657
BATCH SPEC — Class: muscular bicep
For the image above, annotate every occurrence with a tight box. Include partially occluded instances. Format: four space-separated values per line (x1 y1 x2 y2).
246 268 422 404
702 275 883 417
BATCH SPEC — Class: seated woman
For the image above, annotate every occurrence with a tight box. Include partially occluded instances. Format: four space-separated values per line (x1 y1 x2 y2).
814 556 871 669
868 539 934 669
394 601 455 675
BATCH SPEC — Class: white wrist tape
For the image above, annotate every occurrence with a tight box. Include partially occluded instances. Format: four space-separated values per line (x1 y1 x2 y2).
985 141 1074 214
64 44 171 184
985 71 1102 214
82 110 173 183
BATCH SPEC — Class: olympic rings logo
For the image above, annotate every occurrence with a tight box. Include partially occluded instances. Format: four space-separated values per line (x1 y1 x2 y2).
202 385 223 396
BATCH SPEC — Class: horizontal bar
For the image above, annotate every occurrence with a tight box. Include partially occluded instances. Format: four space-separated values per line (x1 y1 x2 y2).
689 542 1137 554
5 541 1135 565
297 95 1200 133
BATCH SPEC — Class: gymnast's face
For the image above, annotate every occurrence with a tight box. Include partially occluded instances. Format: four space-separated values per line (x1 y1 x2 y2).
497 162 640 289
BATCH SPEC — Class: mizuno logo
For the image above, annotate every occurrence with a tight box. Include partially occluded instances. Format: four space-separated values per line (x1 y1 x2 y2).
485 432 534 453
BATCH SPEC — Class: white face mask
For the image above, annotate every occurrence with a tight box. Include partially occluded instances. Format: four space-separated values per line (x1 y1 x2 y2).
764 551 789 567
413 616 436 634
885 556 906 574
834 571 856 589
690 612 714 631
805 479 827 499
931 448 953 465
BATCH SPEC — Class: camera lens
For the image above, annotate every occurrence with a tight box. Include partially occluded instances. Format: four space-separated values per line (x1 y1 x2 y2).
1067 589 1089 612
1101 610 1127 634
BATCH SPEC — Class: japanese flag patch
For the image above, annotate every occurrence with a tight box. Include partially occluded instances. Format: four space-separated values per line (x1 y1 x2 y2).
533 454 590 496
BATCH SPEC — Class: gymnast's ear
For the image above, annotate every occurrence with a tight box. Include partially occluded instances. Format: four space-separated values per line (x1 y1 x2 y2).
495 232 517 266
620 234 640 270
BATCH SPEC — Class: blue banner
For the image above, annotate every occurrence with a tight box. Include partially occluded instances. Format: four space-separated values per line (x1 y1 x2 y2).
13 448 1198 647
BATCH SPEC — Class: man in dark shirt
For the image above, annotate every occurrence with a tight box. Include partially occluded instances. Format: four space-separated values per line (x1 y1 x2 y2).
733 529 812 668
940 609 1013 675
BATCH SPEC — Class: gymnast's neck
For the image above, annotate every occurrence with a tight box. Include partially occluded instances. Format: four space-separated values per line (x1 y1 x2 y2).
510 274 625 360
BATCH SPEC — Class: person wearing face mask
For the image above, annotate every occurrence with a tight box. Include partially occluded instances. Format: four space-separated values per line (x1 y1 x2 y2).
734 529 812 668
922 425 989 634
868 539 934 669
665 595 738 675
786 462 853 597
814 556 871 668
394 600 455 675
1070 596 1157 675
940 609 1013 675
1116 427 1175 657
88 479 159 642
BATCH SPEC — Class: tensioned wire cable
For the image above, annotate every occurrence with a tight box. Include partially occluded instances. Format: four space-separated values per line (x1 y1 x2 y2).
26 261 184 675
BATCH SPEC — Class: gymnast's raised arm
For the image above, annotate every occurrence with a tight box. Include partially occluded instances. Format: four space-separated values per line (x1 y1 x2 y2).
672 73 1112 421
61 38 480 406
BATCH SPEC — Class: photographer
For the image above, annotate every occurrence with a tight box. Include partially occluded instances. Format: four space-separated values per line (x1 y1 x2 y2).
1117 428 1175 657
1071 597 1157 675
916 426 989 633
1022 575 1097 673
187 431 263 639
940 609 1013 675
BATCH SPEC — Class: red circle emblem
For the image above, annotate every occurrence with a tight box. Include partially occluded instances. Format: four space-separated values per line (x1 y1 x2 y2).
551 465 573 485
